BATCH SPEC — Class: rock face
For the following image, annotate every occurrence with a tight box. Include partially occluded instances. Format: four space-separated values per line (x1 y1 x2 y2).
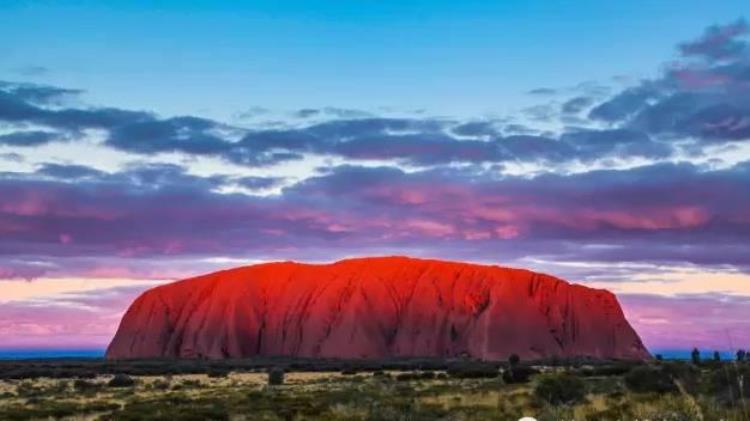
106 256 650 360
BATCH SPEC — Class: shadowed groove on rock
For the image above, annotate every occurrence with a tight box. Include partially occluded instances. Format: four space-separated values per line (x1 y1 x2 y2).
106 256 650 360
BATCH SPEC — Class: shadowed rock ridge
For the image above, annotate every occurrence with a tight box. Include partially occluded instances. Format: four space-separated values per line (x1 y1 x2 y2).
106 256 650 360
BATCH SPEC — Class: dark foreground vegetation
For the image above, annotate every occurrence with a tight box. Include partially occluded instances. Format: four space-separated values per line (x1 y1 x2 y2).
0 355 749 420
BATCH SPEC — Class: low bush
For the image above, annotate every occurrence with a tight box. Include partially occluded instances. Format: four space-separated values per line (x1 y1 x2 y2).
577 363 632 377
533 373 587 405
268 368 284 386
108 373 136 388
502 366 537 384
624 366 676 393
707 365 750 406
447 363 499 379
73 379 101 392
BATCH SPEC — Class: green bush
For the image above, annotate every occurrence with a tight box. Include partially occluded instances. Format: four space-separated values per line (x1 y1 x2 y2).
533 373 586 405
206 367 230 378
691 348 701 365
502 366 537 384
268 368 284 386
662 361 701 393
73 379 101 392
577 363 632 377
707 365 750 406
624 366 676 393
447 363 499 379
508 354 520 367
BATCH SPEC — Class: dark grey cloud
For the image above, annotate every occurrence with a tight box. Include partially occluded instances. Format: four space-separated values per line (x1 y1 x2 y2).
1 156 749 282
106 116 229 155
2 20 750 173
0 84 152 131
36 163 106 180
527 87 557 95
452 120 498 137
678 19 748 60
0 130 60 146
0 81 81 105
0 76 689 169
560 129 672 160
589 19 750 149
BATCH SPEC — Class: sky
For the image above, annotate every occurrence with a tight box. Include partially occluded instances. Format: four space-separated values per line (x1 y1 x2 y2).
1 1 750 353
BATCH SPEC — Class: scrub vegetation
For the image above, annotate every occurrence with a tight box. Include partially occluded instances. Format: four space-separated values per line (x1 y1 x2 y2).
0 356 748 420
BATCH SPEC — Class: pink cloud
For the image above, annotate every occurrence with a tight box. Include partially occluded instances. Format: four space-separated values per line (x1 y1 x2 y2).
620 294 750 351
0 285 149 348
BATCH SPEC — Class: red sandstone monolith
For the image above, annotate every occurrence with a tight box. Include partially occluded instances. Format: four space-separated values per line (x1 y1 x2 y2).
106 256 649 360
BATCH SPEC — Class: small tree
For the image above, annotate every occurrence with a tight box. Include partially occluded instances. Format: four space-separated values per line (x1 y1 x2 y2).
713 351 721 362
268 368 284 386
737 349 746 362
655 354 663 361
509 354 520 367
691 348 701 365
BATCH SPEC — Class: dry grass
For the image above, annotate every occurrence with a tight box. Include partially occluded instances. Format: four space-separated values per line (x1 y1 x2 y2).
0 366 748 420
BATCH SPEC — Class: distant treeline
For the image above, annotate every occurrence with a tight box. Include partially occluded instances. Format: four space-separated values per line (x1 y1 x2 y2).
0 356 643 380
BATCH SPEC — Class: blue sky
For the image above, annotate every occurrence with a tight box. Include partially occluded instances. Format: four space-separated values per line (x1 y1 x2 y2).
3 0 748 119
2 2 750 352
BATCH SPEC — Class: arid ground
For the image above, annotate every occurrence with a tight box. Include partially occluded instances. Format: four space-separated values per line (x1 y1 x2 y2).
0 357 748 420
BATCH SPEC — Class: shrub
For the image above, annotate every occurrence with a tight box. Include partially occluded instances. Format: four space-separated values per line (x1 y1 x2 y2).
533 373 586 405
108 373 136 388
268 368 284 386
577 363 632 377
691 348 701 365
447 363 499 379
73 379 100 392
624 366 676 393
502 366 537 384
509 354 520 367
206 367 230 378
707 365 750 406
662 361 701 394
